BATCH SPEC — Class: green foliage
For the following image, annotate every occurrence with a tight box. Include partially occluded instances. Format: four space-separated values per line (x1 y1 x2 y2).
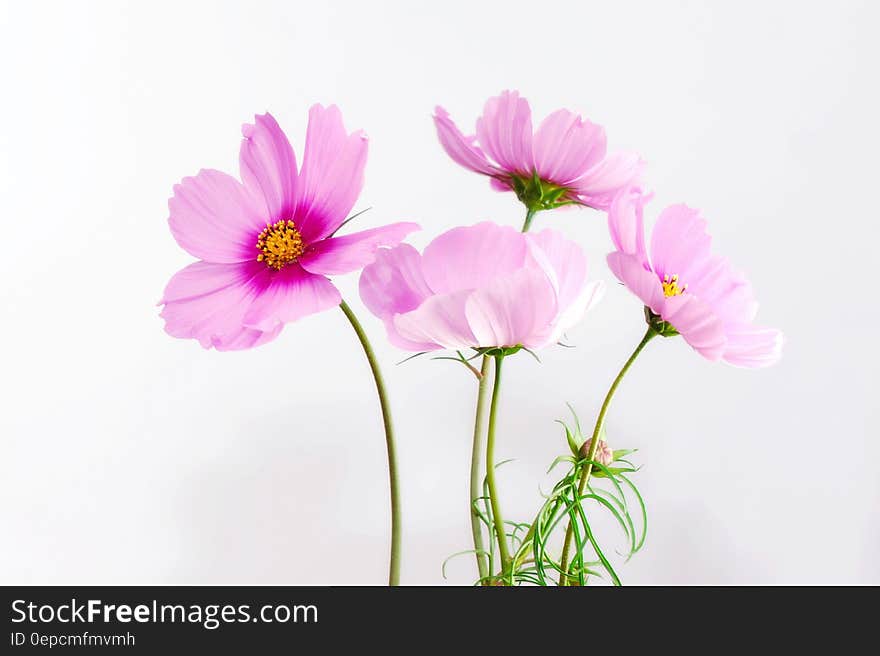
513 448 646 586
448 405 647 586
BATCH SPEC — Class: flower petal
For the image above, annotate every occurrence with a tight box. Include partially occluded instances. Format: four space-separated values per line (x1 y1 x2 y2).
464 267 558 349
433 106 498 176
573 152 645 210
722 324 783 368
358 244 432 318
295 104 368 243
475 90 534 175
393 290 476 350
685 254 758 325
489 177 512 192
661 293 726 361
649 204 713 285
241 264 341 332
607 185 650 269
420 222 527 294
526 228 587 312
358 244 436 351
239 113 297 222
298 222 420 276
159 260 280 350
606 252 665 314
533 109 606 185
544 280 605 344
381 318 438 352
168 169 267 263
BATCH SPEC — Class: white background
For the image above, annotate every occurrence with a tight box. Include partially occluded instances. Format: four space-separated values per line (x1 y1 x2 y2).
1 0 877 585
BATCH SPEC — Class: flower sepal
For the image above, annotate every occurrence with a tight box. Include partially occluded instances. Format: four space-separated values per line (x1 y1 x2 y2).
644 305 679 337
510 171 571 212
475 345 523 358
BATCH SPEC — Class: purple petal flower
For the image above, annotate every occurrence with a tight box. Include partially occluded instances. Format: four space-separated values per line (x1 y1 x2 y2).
359 222 605 351
607 187 783 367
160 109 419 350
434 91 644 211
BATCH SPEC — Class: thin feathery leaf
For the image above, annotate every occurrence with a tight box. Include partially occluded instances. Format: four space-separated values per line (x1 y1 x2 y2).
522 347 541 363
331 206 373 235
588 486 636 557
576 503 621 586
619 473 648 553
441 549 491 579
396 351 428 365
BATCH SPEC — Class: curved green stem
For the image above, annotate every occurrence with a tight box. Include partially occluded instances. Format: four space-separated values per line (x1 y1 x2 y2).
485 355 512 573
521 207 539 232
558 326 656 585
469 355 492 583
339 299 401 586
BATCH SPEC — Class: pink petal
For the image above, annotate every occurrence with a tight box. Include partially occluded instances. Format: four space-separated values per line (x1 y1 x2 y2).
210 322 283 351
533 109 606 185
299 222 420 276
685 254 758 325
661 294 726 361
464 268 558 348
489 177 513 192
545 280 605 344
295 104 368 243
393 290 477 350
359 244 436 351
525 228 587 311
433 106 498 176
606 252 665 314
239 113 297 222
712 283 759 325
607 186 650 269
722 324 784 368
420 222 527 294
475 91 534 175
381 318 439 351
168 169 267 263
573 152 645 209
649 204 713 285
359 244 432 317
241 264 341 332
159 260 281 350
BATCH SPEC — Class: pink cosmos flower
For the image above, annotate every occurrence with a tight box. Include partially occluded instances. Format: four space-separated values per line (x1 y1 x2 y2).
606 187 783 367
160 108 418 350
433 90 644 212
359 222 605 351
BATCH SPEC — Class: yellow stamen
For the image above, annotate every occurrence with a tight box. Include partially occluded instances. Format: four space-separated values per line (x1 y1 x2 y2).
256 220 305 271
662 273 687 297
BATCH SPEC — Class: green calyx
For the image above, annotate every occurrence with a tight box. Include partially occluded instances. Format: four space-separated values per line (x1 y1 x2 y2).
509 171 572 212
476 345 522 358
643 306 679 337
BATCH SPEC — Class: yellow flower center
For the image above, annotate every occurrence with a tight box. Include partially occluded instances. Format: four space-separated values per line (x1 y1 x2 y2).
662 273 687 297
256 220 305 271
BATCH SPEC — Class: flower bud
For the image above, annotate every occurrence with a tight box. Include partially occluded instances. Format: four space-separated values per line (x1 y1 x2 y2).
578 438 613 466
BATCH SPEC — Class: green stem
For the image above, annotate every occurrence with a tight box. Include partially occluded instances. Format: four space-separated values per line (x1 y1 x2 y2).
558 326 656 585
469 355 492 583
521 207 539 232
500 205 538 575
339 299 402 586
485 355 512 573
